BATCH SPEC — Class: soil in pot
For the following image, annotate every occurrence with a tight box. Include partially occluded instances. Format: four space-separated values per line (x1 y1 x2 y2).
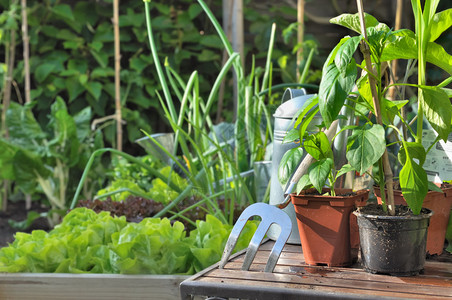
291 188 368 267
355 204 433 276
374 184 452 255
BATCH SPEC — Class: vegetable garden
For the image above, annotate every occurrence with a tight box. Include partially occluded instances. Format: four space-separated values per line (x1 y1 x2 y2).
1 1 452 297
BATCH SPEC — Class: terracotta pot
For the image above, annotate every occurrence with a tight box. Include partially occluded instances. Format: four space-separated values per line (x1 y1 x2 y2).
291 188 368 267
374 185 452 255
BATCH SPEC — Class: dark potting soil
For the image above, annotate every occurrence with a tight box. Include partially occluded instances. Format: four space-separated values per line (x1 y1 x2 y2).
378 182 452 191
356 203 431 217
302 189 357 197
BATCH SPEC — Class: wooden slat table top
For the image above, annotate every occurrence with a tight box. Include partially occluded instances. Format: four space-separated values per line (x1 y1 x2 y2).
180 240 452 300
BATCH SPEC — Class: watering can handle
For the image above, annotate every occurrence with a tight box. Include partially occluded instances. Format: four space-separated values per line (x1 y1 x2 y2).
277 119 339 209
281 88 307 103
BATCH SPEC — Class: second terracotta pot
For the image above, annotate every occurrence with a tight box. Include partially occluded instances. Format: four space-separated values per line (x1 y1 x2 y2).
291 188 368 267
374 185 452 255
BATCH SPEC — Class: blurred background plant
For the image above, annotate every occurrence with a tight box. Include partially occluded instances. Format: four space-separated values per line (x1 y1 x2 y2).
0 0 326 221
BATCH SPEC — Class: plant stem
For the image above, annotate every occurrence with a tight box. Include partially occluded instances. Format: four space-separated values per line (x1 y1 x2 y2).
356 0 395 215
144 1 176 122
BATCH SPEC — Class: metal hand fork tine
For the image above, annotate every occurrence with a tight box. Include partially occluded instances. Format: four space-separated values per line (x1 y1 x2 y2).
219 202 292 273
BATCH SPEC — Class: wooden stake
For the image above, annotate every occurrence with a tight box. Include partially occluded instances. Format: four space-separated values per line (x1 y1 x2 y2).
113 0 122 151
1 21 17 212
21 0 30 105
21 0 32 210
356 0 395 215
296 0 305 81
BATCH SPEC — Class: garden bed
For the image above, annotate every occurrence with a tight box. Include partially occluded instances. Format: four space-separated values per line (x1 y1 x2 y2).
0 273 187 300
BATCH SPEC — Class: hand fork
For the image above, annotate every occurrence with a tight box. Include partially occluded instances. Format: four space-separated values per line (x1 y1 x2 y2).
218 121 339 272
218 202 292 273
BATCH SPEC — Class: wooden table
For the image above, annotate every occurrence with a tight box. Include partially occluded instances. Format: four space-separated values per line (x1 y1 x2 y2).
180 240 452 299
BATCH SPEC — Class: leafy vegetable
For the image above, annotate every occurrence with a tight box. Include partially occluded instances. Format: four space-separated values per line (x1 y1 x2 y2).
96 159 189 204
0 99 102 219
0 207 257 274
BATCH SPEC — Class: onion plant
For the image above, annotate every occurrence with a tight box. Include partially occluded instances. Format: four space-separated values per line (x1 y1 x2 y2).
72 0 294 225
139 0 278 224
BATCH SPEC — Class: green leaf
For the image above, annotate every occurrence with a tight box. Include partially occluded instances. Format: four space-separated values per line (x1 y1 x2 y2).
66 77 84 102
294 95 319 140
398 142 426 166
420 86 452 141
442 88 452 98
322 37 350 71
430 9 452 42
73 107 92 141
130 57 148 73
198 49 220 62
383 99 409 123
334 36 361 76
91 68 115 79
6 102 46 146
295 174 311 194
68 59 88 74
357 74 373 107
346 124 386 174
381 30 417 62
399 158 428 215
199 35 223 49
85 81 103 101
308 158 333 193
303 131 332 161
79 74 88 85
0 139 18 180
278 147 304 187
282 128 299 144
14 149 50 181
336 164 355 179
382 32 452 74
188 4 202 19
8 211 43 231
428 181 443 192
426 41 452 75
35 63 56 83
48 97 79 165
52 4 75 21
319 62 357 127
330 13 379 34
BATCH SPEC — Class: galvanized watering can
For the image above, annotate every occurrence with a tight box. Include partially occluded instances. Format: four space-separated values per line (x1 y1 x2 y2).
267 88 322 244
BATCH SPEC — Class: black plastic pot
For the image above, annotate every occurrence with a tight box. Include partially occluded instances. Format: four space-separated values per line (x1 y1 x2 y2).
354 208 433 276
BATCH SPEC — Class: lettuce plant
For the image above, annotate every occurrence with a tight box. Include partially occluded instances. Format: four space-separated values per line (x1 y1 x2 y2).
0 207 258 274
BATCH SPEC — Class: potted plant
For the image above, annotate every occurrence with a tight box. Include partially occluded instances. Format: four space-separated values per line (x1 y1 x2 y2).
278 110 369 267
315 0 452 275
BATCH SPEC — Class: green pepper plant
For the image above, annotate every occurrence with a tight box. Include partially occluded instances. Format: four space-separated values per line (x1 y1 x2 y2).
315 0 452 216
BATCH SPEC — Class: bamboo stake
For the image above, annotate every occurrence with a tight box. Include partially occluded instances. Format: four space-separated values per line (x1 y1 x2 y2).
21 0 32 210
21 0 30 104
296 0 305 81
1 24 17 212
356 0 395 215
113 0 122 151
1 32 15 139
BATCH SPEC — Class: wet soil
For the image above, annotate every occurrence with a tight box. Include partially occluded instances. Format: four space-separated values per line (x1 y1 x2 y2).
356 203 432 217
0 201 50 248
